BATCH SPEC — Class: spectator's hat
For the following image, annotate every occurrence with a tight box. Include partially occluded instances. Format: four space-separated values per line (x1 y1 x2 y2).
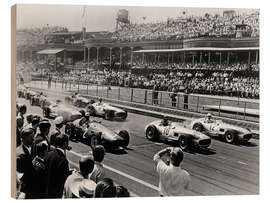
16 116 24 128
55 116 64 125
32 115 41 125
21 128 35 139
39 119 51 128
71 179 96 198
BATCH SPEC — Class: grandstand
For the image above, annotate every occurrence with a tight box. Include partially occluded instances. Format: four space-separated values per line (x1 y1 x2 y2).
16 9 259 100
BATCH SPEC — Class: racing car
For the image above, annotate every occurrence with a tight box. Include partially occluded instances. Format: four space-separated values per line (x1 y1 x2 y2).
145 119 211 150
42 102 84 122
65 119 130 150
25 89 38 101
190 117 257 144
86 101 128 120
17 85 27 98
65 94 92 108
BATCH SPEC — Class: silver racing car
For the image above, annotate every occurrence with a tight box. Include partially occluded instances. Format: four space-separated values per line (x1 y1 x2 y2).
145 118 211 150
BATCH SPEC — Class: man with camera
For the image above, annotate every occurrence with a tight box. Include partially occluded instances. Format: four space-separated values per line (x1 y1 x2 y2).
153 147 190 196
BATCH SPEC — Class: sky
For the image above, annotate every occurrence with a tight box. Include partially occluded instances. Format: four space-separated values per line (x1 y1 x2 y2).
16 4 258 32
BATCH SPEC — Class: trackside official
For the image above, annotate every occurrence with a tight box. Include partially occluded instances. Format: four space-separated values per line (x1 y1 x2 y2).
153 147 190 196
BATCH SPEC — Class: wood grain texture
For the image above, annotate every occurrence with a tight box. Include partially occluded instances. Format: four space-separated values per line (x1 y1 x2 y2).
11 4 17 199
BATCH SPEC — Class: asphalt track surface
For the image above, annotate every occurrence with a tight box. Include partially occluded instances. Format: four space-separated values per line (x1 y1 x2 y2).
17 94 259 197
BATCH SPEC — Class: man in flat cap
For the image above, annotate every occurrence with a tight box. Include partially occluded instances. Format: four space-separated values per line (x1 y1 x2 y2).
153 147 190 196
33 119 51 151
16 128 35 199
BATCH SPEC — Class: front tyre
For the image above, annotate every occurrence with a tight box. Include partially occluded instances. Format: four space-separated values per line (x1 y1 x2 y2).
224 131 238 144
104 111 113 120
118 130 130 148
146 126 158 141
178 135 191 151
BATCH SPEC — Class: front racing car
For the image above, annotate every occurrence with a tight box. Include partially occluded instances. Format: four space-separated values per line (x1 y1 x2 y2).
145 120 211 150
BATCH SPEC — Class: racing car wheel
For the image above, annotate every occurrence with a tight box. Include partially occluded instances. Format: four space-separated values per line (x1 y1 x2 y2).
178 135 192 151
224 131 238 144
118 130 130 148
146 125 158 141
104 111 113 120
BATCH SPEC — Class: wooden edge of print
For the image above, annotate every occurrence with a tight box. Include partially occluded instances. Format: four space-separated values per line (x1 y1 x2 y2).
11 4 17 199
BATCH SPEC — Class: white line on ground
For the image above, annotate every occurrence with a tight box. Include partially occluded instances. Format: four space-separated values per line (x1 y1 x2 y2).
68 150 159 192
237 161 248 165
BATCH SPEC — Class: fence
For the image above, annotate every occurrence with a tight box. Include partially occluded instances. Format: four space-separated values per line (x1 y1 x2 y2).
27 76 259 123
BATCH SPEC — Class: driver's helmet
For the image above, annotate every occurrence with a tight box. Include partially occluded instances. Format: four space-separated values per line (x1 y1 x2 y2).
98 97 102 103
162 116 169 124
85 112 90 119
206 113 212 119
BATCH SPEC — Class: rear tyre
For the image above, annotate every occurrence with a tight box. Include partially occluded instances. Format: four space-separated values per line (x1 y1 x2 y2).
224 131 238 144
192 123 204 132
122 112 128 120
146 126 158 141
178 135 191 151
118 130 130 148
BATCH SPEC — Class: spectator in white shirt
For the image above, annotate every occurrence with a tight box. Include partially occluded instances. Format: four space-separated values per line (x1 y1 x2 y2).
153 147 190 196
89 145 106 183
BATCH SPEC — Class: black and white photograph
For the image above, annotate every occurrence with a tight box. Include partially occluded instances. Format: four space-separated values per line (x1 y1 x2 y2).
11 2 260 199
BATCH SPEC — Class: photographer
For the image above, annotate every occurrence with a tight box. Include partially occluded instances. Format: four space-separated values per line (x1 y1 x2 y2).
153 147 190 196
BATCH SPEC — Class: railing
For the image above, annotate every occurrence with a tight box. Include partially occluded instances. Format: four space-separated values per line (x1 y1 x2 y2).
28 76 259 123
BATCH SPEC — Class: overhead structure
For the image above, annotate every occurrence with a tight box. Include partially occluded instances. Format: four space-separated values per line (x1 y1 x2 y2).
116 9 130 31
37 48 65 55
132 47 260 53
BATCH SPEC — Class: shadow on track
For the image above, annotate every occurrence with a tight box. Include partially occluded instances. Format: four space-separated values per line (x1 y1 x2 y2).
210 136 258 148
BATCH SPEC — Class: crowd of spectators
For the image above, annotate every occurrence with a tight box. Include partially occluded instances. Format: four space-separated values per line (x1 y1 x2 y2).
25 60 259 99
112 11 259 42
16 26 68 48
16 105 130 199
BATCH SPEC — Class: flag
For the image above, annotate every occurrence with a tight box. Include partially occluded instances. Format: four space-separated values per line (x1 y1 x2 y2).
82 5 86 18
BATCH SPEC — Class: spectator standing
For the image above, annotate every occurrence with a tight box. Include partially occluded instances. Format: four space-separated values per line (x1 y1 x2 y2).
183 88 189 110
32 119 51 156
16 128 35 199
169 87 178 107
89 145 106 183
16 116 24 147
153 147 190 196
63 156 96 198
28 142 48 198
152 84 159 105
44 133 70 198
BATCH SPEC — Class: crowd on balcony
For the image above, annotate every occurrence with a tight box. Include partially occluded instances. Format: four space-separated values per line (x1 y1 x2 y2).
111 11 259 42
24 60 259 99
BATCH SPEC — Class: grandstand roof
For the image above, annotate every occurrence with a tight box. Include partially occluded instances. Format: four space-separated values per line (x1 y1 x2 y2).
133 47 259 53
37 48 65 55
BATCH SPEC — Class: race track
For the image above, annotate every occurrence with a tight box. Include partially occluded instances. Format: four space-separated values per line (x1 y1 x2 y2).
16 94 259 197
